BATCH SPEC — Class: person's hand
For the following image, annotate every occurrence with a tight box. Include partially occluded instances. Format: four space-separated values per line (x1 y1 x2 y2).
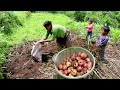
39 39 45 43
33 42 39 46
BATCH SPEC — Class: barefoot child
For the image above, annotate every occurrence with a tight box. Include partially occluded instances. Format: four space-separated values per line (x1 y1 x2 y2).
85 19 94 41
96 26 110 64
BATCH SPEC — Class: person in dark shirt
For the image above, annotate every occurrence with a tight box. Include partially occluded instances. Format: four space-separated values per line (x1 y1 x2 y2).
96 26 110 64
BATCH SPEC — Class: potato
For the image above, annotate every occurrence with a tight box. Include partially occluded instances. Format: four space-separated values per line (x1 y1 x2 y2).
78 60 84 66
77 72 81 76
67 69 71 73
82 68 87 74
71 61 78 68
59 70 64 74
73 62 78 68
87 62 92 68
71 54 76 60
68 73 74 77
83 63 88 68
77 66 82 72
80 71 84 75
62 61 66 65
81 53 88 59
64 58 68 62
58 64 63 70
70 69 77 76
66 61 71 67
86 58 91 62
71 56 75 60
72 53 76 57
77 52 82 57
63 65 67 70
76 57 81 61
64 70 68 75
68 67 73 72
83 60 86 64
68 58 72 62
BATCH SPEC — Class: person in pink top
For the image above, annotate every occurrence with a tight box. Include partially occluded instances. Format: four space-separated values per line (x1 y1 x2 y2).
85 19 94 41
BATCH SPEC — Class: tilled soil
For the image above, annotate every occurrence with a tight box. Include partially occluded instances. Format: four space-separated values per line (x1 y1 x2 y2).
4 31 120 79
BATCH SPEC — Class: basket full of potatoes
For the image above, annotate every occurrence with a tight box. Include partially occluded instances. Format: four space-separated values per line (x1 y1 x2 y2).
52 47 96 79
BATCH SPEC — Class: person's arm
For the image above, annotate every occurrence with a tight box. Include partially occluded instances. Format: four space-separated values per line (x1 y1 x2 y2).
34 32 50 45
87 24 93 29
96 36 100 46
40 35 55 43
96 36 109 47
44 31 49 40
100 38 109 46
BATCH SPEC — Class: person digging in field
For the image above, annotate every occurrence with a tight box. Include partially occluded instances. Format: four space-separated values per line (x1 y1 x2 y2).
96 26 110 64
85 19 94 41
39 21 71 48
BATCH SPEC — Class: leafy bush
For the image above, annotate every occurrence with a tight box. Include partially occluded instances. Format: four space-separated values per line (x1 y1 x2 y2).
73 11 86 22
0 11 22 34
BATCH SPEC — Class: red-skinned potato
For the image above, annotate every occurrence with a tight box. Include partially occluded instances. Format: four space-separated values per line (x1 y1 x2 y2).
72 53 76 57
59 70 64 74
71 56 75 60
78 52 82 57
84 63 88 68
86 58 91 62
81 53 88 59
63 65 67 70
67 57 70 59
80 71 84 75
64 70 68 75
82 68 87 74
83 60 86 64
78 60 84 66
77 66 82 72
76 57 81 61
68 58 72 62
87 61 92 68
58 64 63 70
64 58 69 62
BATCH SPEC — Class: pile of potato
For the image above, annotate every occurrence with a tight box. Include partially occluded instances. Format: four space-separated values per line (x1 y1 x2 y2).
57 52 92 77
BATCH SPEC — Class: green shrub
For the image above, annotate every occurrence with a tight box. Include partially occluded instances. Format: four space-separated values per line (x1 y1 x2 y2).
0 11 22 34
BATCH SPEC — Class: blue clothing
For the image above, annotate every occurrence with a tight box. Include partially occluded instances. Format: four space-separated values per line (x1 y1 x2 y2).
96 34 109 47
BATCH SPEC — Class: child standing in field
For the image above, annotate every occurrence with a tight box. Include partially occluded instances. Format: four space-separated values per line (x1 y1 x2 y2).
85 19 94 41
96 26 110 64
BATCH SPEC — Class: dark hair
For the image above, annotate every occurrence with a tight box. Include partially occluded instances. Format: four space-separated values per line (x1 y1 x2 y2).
43 21 52 27
102 26 110 34
89 19 93 23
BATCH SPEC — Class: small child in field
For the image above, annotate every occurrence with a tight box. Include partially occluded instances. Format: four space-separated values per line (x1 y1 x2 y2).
85 19 94 41
96 26 110 64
